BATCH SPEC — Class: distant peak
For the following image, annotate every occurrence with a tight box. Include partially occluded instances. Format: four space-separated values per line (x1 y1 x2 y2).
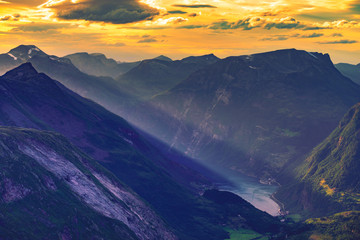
153 55 173 61
181 53 220 63
90 53 106 57
9 45 41 53
2 62 38 79
8 45 46 61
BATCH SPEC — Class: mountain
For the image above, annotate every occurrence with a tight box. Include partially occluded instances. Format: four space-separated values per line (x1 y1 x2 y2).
0 45 136 117
0 45 44 73
153 55 173 61
285 211 360 240
0 63 283 239
276 103 360 216
117 54 219 99
335 62 360 85
0 127 176 240
64 52 141 78
129 49 360 181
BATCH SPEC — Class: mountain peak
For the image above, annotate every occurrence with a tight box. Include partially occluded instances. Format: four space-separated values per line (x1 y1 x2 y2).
2 62 38 80
153 55 173 61
249 48 331 63
181 53 219 63
8 45 47 61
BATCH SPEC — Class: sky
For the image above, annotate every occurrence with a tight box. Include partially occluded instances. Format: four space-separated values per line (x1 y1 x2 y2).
0 0 360 63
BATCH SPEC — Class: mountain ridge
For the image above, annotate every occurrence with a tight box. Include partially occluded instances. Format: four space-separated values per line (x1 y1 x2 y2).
127 48 360 181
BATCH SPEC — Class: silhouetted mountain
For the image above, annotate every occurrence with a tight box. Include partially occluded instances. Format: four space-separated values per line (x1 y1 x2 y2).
64 52 141 78
153 55 173 61
0 63 281 240
0 127 175 240
0 45 45 73
129 49 360 181
335 62 360 85
117 54 219 99
8 45 47 61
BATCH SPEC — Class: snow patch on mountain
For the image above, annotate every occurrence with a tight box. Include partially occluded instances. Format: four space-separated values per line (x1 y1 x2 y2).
7 53 17 60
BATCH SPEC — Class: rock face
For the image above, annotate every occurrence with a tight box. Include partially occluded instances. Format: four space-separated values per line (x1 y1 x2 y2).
0 127 176 240
130 49 360 179
0 63 234 240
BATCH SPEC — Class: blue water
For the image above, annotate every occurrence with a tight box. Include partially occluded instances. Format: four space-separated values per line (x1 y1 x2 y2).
214 170 280 216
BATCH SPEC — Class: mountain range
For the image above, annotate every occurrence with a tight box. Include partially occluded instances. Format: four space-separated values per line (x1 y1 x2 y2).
116 53 219 100
128 49 360 180
335 62 360 85
0 62 282 239
64 52 140 78
1 44 360 239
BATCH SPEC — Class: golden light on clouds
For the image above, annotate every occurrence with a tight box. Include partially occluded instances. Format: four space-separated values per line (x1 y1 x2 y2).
0 0 359 63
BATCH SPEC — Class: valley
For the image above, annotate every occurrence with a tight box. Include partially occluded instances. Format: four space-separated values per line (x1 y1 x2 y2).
0 44 359 239
214 170 281 216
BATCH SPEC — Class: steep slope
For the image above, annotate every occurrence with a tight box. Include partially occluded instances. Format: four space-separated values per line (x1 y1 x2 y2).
64 52 141 78
117 54 219 99
0 63 274 240
0 127 176 240
285 211 360 240
130 49 360 180
277 103 360 216
335 62 360 85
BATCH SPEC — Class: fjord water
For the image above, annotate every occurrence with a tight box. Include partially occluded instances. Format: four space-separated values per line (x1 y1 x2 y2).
214 170 280 216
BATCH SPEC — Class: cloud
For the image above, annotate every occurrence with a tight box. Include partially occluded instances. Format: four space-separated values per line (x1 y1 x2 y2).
177 25 205 29
11 22 71 32
138 38 157 43
168 10 187 14
262 35 289 41
0 16 11 21
207 16 360 32
0 13 22 21
188 13 198 17
331 33 343 37
172 4 216 8
137 34 161 43
299 33 324 38
94 42 126 47
209 18 260 30
318 39 358 44
208 17 307 31
261 32 324 41
42 0 160 24
349 1 360 13
264 17 305 30
4 0 44 6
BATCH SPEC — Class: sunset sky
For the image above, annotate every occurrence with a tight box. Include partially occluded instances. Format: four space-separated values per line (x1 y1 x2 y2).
0 0 359 63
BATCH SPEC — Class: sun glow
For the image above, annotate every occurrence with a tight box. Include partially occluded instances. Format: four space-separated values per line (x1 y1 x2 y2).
0 0 358 63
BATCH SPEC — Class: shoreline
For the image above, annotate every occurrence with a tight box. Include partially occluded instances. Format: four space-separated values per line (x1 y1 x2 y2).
270 193 287 216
